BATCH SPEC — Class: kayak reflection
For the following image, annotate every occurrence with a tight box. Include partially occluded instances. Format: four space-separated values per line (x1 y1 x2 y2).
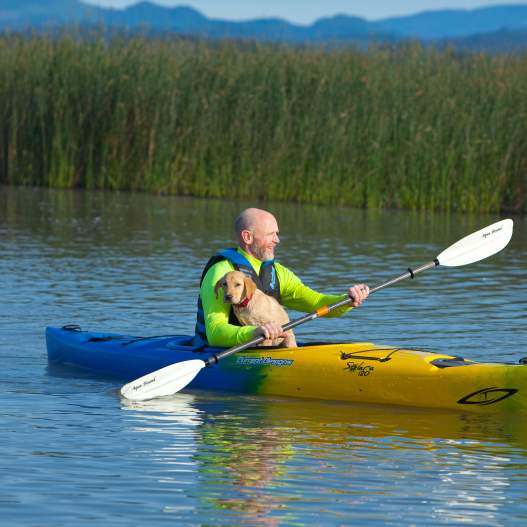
120 393 527 525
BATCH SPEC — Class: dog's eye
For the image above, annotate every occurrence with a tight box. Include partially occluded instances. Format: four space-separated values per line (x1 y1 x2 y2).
235 283 242 287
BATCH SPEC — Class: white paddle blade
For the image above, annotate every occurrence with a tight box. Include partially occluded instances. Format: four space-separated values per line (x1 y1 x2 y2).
120 359 206 401
437 219 513 267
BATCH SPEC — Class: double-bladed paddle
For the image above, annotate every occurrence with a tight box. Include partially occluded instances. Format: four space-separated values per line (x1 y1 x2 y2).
120 218 514 401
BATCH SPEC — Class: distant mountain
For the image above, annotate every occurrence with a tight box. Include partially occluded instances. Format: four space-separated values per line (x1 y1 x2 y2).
1 1 527 51
442 28 527 53
0 0 93 28
373 5 527 39
97 3 396 45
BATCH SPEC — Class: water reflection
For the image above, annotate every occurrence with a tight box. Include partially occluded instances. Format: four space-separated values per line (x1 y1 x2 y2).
121 393 204 428
120 393 527 525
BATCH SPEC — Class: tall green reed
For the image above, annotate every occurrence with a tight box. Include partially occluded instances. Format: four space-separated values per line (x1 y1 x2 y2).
0 32 525 213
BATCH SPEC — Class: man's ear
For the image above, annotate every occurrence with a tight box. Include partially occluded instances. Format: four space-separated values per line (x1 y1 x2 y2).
214 275 226 299
240 229 253 245
244 276 257 298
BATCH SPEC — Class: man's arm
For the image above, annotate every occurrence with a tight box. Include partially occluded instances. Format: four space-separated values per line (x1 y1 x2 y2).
200 260 257 347
276 263 355 316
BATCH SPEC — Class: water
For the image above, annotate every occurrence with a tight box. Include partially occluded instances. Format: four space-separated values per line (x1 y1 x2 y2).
1 186 526 526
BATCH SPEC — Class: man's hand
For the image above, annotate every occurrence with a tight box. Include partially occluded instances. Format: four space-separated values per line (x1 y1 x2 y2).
253 322 285 340
348 284 369 307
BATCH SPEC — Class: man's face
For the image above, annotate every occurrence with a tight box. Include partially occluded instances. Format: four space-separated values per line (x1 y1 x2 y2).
247 215 280 261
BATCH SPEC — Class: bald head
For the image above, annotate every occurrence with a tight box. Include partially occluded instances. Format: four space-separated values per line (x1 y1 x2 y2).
235 208 276 238
235 208 280 261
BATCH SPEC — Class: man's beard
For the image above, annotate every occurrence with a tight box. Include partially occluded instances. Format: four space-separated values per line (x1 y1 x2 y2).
252 245 274 262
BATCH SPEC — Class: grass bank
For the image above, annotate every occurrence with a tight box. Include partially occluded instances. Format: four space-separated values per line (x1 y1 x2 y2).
0 33 525 212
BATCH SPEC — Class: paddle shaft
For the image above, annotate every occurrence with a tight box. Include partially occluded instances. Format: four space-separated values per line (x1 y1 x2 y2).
205 259 439 366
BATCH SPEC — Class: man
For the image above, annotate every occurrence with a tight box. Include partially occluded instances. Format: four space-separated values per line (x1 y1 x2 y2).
194 207 369 347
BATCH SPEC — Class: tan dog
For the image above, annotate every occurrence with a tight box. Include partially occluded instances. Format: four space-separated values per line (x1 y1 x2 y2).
214 270 297 348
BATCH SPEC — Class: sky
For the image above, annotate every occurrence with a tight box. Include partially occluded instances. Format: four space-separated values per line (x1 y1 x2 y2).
82 1 527 25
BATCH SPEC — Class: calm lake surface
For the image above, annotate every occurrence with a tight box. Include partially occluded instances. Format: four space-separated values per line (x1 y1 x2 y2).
1 186 526 526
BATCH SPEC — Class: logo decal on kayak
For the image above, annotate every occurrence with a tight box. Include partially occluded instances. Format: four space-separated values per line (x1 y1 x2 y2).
344 361 374 376
236 357 294 367
340 350 396 363
458 387 518 406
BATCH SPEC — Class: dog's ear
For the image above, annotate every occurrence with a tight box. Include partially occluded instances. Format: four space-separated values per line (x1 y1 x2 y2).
244 275 257 298
214 275 226 299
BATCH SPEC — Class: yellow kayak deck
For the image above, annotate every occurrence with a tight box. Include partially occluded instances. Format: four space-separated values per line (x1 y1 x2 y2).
226 343 527 412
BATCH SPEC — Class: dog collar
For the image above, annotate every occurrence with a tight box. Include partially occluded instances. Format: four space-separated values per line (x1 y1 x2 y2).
236 295 253 308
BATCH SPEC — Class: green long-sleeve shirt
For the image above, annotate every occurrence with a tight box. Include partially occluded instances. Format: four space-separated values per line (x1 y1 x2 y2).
200 248 352 347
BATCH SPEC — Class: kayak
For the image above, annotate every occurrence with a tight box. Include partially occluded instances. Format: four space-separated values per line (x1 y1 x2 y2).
46 325 527 413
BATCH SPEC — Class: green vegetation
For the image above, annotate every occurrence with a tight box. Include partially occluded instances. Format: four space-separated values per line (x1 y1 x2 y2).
0 33 525 212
